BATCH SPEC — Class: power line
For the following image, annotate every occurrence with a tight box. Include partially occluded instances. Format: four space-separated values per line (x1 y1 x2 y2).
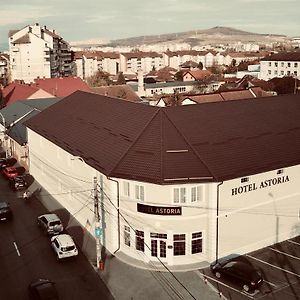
97 185 197 300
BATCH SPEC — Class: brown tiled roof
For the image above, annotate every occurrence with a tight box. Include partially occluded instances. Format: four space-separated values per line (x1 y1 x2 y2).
261 52 300 62
180 60 198 68
91 85 141 102
13 34 31 44
25 91 300 184
122 51 162 59
185 94 224 103
183 69 212 80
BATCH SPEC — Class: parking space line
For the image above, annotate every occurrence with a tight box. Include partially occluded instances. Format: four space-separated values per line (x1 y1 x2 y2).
287 240 300 246
263 280 277 288
269 247 300 261
13 242 21 256
197 272 255 299
246 255 300 278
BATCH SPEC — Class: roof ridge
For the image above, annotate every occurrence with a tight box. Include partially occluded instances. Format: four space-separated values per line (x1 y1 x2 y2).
108 107 161 176
162 109 217 180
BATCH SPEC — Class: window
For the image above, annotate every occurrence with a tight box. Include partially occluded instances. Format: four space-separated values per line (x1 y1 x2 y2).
173 187 186 203
288 63 291 67
275 62 278 67
268 70 271 75
124 225 130 246
281 62 284 67
281 71 284 75
268 62 271 67
173 234 185 256
123 181 130 197
274 70 278 75
241 177 249 183
191 232 203 254
135 230 144 252
287 71 291 76
295 63 298 68
135 185 144 201
191 186 202 202
294 71 298 76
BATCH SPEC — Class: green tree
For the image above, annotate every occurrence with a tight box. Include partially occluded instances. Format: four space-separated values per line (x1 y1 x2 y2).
116 72 126 85
86 71 112 87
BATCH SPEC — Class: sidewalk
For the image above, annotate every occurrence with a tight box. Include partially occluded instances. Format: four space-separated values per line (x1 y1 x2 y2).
96 253 222 300
25 178 222 300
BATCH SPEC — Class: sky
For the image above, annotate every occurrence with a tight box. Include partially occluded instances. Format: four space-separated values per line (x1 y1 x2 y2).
0 0 299 49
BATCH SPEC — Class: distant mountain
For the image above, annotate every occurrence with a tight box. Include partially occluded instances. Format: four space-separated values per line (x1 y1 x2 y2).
106 26 288 47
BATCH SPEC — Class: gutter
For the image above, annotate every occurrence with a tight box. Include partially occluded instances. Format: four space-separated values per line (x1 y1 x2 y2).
107 177 120 254
216 181 223 263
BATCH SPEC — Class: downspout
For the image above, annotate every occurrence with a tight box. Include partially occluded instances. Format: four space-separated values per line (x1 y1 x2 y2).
216 181 223 263
107 177 120 254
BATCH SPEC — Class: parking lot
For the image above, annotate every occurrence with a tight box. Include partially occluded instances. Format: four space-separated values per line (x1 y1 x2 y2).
202 235 300 299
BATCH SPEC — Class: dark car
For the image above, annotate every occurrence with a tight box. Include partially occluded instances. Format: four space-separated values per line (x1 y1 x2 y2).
210 259 263 292
9 175 27 190
28 279 59 300
0 202 12 221
0 157 17 170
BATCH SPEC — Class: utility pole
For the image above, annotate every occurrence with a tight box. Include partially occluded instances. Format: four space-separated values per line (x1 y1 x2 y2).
93 176 103 270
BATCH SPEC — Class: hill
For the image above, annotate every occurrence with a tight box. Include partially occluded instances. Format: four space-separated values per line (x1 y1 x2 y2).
106 26 288 47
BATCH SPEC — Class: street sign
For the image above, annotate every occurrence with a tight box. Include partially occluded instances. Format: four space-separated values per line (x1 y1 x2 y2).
95 227 102 237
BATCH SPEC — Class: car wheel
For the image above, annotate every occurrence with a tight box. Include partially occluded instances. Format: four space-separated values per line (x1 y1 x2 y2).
215 271 221 279
243 284 250 292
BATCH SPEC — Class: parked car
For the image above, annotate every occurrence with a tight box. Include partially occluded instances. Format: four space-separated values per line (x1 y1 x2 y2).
51 234 78 260
37 214 63 235
2 166 19 179
9 175 27 191
0 201 12 221
0 157 17 169
28 278 59 300
210 259 263 292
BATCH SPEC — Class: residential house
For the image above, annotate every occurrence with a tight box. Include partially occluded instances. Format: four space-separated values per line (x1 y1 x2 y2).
260 52 300 80
9 23 73 83
0 53 10 86
24 91 300 269
0 97 59 168
3 81 54 107
119 51 163 74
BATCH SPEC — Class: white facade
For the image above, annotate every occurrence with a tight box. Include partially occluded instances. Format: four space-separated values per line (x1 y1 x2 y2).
27 128 300 270
260 60 300 80
9 24 73 83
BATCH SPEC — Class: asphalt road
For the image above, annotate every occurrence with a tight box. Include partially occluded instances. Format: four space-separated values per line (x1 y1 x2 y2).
0 175 114 300
202 236 300 300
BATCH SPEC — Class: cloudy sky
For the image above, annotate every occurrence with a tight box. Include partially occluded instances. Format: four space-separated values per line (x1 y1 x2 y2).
0 0 299 48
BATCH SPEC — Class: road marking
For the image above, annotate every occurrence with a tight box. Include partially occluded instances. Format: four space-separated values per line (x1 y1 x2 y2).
197 272 255 299
246 255 300 278
269 247 300 261
13 242 21 256
287 240 300 246
263 280 277 287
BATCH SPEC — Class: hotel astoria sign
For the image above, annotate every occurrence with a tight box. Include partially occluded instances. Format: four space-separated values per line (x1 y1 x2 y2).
137 203 182 215
232 175 290 196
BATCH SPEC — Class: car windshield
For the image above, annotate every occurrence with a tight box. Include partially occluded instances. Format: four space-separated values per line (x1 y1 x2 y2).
61 245 75 252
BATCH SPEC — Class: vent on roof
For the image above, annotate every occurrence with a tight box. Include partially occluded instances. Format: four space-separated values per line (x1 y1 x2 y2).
166 149 189 153
241 177 249 184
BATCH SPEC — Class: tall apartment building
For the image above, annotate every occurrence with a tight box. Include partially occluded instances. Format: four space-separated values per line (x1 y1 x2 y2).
260 52 300 80
9 23 73 83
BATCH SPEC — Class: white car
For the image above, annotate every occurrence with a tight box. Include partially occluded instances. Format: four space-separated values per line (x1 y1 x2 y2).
51 234 78 260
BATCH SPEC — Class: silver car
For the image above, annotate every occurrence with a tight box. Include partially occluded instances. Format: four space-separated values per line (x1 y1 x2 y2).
37 213 63 235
